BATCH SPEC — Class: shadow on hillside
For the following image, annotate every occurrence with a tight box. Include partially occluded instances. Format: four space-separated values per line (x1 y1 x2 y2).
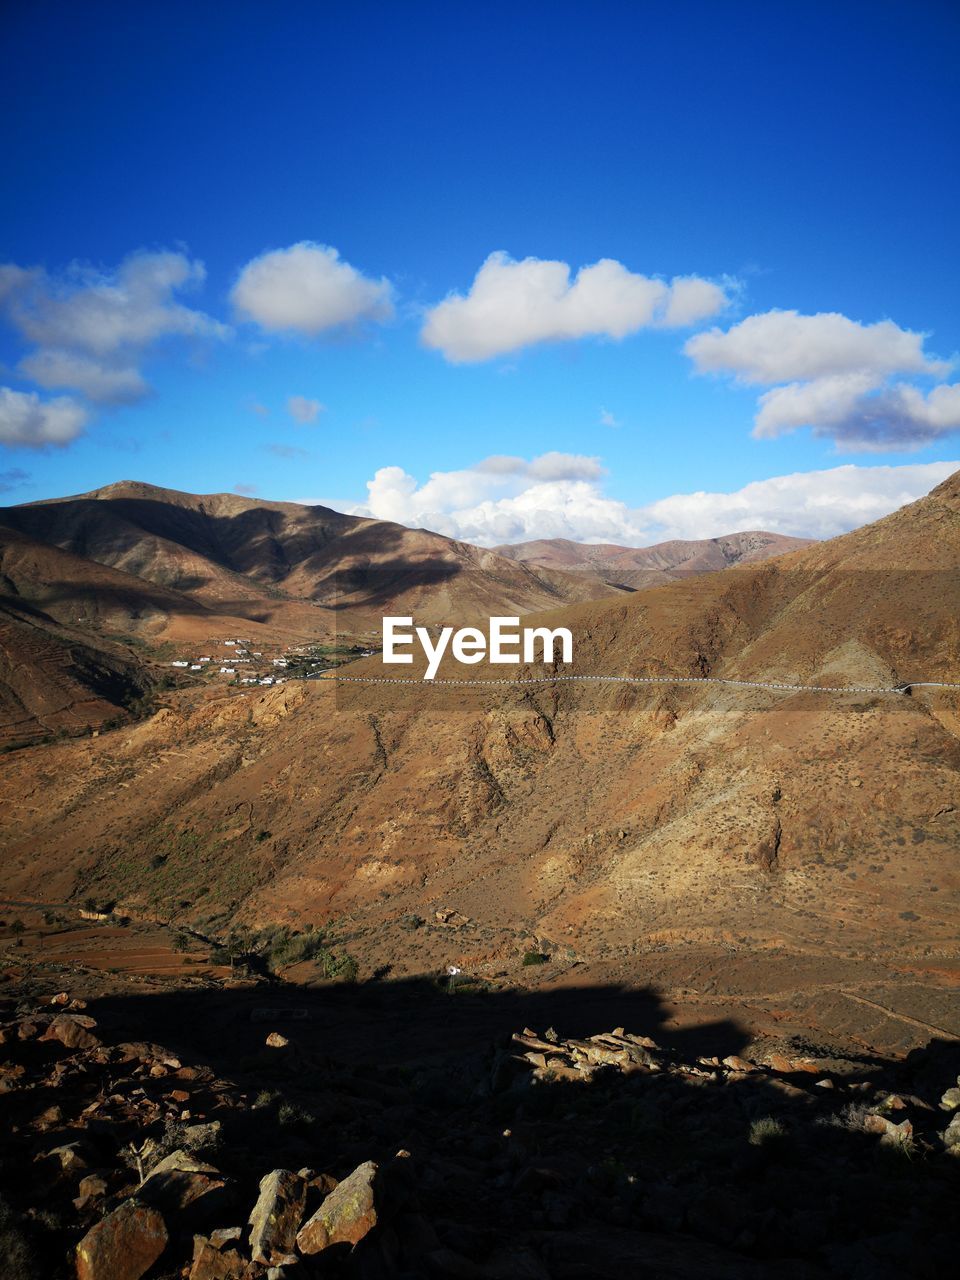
30 581 214 619
2 977 958 1278
328 560 463 612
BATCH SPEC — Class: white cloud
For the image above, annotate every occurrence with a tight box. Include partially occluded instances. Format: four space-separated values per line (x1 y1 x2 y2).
231 242 394 336
18 350 149 405
0 250 228 406
686 309 957 451
686 310 945 385
755 377 960 450
641 462 958 540
0 386 89 448
599 407 620 428
315 455 958 546
287 394 325 425
421 252 731 362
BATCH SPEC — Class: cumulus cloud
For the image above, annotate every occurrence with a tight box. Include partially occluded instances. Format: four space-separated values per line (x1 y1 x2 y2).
686 310 945 385
686 309 957 450
641 462 958 541
316 455 957 546
421 252 731 362
18 350 149 404
0 386 89 448
287 394 325 424
0 251 228 409
231 242 394 336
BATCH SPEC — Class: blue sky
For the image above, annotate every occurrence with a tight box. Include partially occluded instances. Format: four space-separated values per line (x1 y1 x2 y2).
1 0 958 544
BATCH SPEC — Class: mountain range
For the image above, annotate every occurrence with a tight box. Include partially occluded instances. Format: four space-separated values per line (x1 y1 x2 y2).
0 481 805 742
494 530 813 590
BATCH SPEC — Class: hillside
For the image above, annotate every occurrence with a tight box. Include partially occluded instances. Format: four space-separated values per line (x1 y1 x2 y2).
0 597 157 745
0 470 957 1052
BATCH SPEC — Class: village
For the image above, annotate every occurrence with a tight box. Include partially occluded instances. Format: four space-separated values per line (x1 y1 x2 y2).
167 637 377 687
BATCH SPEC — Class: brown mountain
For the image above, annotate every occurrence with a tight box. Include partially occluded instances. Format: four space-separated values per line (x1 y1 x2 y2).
0 469 957 1051
495 530 815 589
0 481 620 644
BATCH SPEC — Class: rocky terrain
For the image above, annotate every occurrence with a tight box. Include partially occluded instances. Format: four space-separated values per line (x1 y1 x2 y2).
2 976 960 1280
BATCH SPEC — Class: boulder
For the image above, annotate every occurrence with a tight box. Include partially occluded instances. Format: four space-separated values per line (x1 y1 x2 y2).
296 1160 378 1253
722 1055 757 1073
863 1113 913 1144
190 1232 252 1280
74 1174 109 1211
76 1200 167 1280
139 1149 231 1223
43 1141 88 1174
41 1013 101 1051
248 1169 306 1266
942 1112 960 1149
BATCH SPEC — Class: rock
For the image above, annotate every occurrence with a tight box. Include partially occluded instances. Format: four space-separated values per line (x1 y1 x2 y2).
0 1062 26 1092
50 991 71 1005
139 1149 230 1222
722 1055 756 1073
942 1112 960 1149
939 1086 960 1111
43 1141 88 1174
863 1113 913 1144
248 1169 306 1266
296 1160 378 1253
209 1227 242 1247
76 1200 168 1280
265 1031 290 1048
764 1051 819 1074
35 1103 64 1130
41 1013 101 1051
75 1175 109 1210
190 1233 252 1280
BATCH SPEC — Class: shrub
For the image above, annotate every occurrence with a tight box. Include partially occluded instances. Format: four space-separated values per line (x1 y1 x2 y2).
0 1197 36 1279
749 1116 787 1147
522 950 548 966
